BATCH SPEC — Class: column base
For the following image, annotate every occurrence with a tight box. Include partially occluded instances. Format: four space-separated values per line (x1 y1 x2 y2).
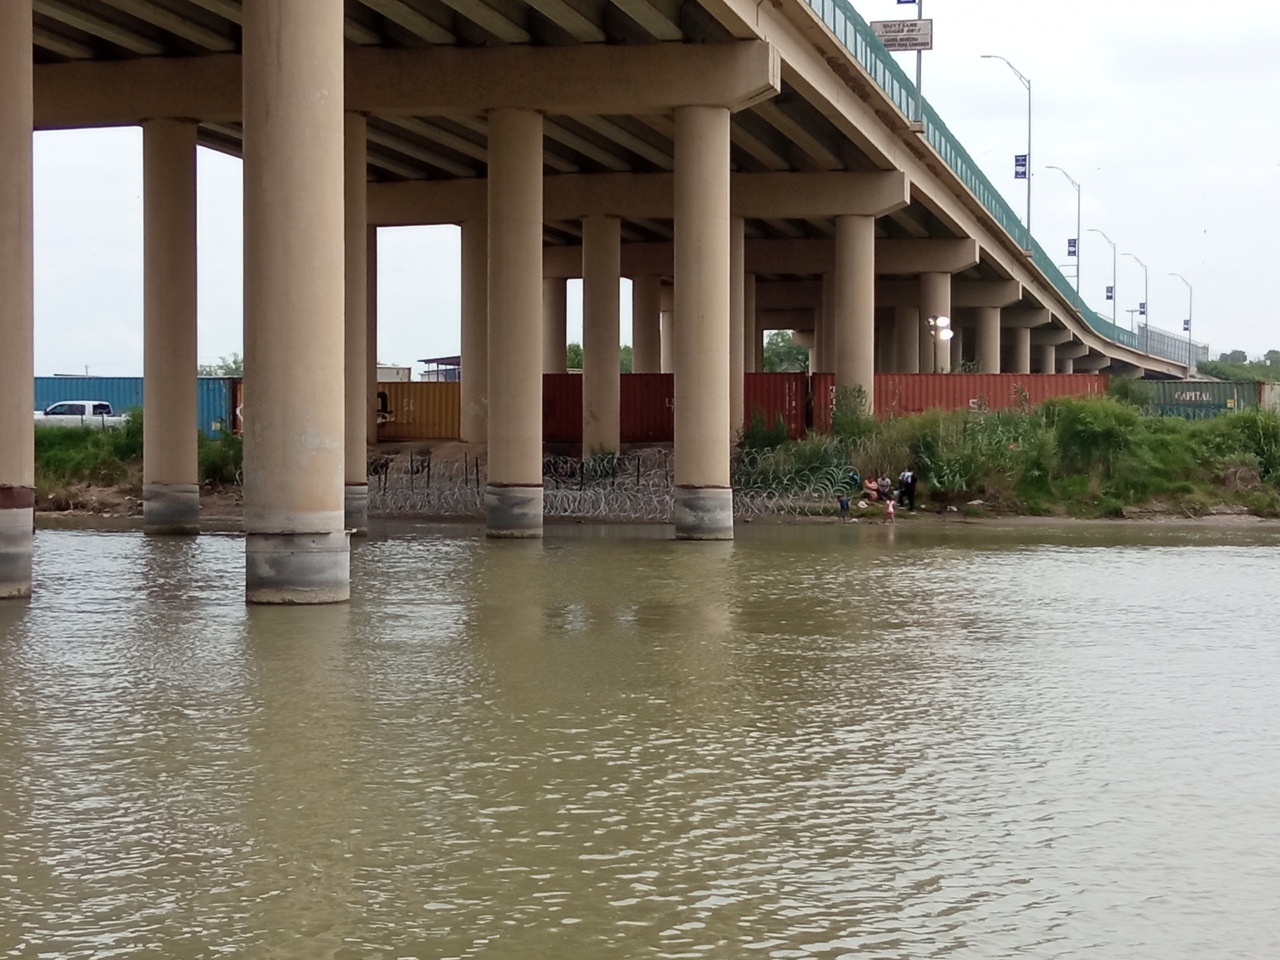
246 530 350 605
143 483 200 535
345 483 369 536
0 501 34 600
674 486 734 540
485 484 543 539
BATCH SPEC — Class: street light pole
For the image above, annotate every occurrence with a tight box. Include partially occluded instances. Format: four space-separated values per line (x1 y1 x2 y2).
927 315 952 374
982 55 1032 237
1088 228 1117 325
1046 165 1081 296
1171 272 1194 371
1123 252 1148 344
914 0 924 123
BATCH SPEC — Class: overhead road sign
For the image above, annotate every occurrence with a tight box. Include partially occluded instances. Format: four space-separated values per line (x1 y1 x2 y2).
871 19 933 52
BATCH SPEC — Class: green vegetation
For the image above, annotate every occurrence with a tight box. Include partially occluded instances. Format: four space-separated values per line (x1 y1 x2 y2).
35 410 243 508
763 331 809 373
735 392 1280 519
565 343 633 372
197 351 244 377
1198 349 1280 382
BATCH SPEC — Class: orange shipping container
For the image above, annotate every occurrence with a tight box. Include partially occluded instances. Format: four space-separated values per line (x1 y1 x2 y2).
375 381 461 441
812 373 1108 427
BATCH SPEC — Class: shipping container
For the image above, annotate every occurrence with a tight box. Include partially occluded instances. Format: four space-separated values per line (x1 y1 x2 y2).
376 381 461 440
543 373 583 443
810 373 1108 426
1147 380 1258 419
34 375 239 437
875 374 1107 418
743 373 809 439
1258 382 1280 414
620 374 674 444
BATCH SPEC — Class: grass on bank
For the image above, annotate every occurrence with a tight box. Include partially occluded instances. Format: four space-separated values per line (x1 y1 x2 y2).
35 411 243 505
738 386 1280 518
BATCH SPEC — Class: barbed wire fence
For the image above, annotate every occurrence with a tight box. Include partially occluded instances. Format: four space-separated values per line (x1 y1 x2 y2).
367 442 863 521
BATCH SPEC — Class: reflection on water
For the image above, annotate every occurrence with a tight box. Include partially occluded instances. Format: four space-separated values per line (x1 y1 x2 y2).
2 522 1280 958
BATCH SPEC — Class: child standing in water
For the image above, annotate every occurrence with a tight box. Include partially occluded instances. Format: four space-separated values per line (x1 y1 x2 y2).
885 497 895 523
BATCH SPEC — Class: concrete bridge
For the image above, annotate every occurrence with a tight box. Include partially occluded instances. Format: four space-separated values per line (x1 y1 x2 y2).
0 0 1193 603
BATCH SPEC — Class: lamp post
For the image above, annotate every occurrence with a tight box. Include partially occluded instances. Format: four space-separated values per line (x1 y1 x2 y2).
982 55 1032 236
1170 272 1194 370
926 314 953 374
1088 228 1117 325
1046 165 1081 296
1123 252 1149 347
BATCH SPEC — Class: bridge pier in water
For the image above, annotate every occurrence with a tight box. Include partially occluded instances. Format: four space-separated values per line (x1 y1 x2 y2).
242 0 350 603
0 0 33 599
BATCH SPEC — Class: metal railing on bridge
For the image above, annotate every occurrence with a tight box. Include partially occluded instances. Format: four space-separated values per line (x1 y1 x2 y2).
803 0 1205 367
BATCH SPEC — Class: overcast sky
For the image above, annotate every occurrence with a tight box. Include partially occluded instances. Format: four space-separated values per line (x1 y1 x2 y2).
31 0 1279 377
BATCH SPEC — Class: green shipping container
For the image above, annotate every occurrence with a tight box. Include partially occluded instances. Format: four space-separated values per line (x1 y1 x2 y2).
1148 380 1260 419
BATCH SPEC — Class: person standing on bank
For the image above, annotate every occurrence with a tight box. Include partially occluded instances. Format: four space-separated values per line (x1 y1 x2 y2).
898 467 917 512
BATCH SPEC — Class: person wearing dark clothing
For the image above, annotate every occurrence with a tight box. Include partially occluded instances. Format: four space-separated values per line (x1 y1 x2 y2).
898 468 917 511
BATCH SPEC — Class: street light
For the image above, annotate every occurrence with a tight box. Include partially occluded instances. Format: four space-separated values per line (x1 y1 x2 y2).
1170 272 1194 370
982 55 1032 236
1123 252 1149 347
927 314 953 374
1088 228 1118 325
1046 165 1081 296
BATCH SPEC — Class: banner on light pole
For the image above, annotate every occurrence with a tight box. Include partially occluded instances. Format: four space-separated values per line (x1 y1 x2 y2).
1183 319 1191 332
1106 286 1114 301
1139 302 1147 316
1014 155 1028 180
1067 238 1077 257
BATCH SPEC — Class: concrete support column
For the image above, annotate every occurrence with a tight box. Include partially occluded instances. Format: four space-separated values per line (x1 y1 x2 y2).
659 283 674 373
1059 356 1075 375
242 0 349 603
833 214 875 410
343 113 369 534
919 272 951 374
460 219 488 442
542 277 566 373
582 214 621 455
951 326 965 371
631 274 662 373
673 105 732 539
744 272 758 376
486 107 544 537
0 0 34 599
366 226 379 444
1039 342 1058 375
729 217 746 436
894 307 919 373
1010 327 1032 374
975 306 1001 374
817 272 833 373
142 118 200 536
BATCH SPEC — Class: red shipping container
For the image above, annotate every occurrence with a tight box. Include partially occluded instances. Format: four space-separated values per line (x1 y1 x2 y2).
875 373 1107 417
621 373 674 444
743 373 809 439
543 373 583 443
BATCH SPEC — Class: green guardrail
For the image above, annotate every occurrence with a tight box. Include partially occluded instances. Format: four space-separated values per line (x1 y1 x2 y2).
802 0 1152 353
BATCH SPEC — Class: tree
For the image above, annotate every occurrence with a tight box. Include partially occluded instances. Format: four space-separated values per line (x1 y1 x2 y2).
1266 350 1280 368
1218 350 1248 364
197 351 243 377
565 343 633 372
763 331 809 372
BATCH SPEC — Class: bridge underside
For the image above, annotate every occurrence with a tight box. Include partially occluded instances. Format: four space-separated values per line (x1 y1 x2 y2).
0 0 1187 601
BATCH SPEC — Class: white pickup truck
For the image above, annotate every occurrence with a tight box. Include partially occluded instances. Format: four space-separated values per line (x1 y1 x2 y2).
34 400 129 429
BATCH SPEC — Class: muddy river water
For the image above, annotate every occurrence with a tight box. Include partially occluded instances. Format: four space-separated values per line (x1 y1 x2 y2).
2 521 1278 958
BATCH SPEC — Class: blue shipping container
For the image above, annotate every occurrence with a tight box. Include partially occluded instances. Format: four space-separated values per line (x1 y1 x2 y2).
34 376 236 437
